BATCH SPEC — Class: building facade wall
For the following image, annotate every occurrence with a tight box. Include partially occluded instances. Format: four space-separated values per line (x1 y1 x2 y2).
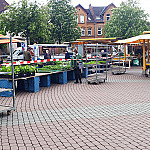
76 4 115 39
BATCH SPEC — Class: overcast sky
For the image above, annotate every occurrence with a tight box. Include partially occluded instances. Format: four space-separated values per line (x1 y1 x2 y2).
5 0 150 20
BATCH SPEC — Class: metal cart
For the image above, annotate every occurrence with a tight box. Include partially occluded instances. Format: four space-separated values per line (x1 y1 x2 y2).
111 52 126 75
0 35 15 115
85 43 108 84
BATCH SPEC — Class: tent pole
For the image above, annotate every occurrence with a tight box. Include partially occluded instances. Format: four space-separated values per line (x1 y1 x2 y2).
147 39 149 62
143 39 146 71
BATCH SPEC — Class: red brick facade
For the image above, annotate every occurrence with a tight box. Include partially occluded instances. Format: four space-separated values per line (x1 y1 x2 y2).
76 3 116 39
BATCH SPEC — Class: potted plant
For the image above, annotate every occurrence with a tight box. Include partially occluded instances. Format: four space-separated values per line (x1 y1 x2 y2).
25 65 30 77
29 66 36 76
19 66 27 77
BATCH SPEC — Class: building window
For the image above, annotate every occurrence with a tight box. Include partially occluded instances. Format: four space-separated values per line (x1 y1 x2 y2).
81 28 85 36
96 16 100 19
106 14 110 21
97 27 102 35
88 17 91 20
88 28 92 36
80 15 84 23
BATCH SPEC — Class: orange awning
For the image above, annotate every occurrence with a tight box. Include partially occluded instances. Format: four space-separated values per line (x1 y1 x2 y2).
0 39 24 44
0 34 24 44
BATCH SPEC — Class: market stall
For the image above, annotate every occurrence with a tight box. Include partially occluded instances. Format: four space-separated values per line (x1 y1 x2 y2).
115 33 150 76
0 35 15 114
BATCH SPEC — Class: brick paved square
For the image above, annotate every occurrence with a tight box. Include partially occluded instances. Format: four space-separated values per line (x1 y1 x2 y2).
1 68 150 149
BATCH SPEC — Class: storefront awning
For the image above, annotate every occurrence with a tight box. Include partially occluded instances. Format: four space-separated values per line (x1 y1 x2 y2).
76 37 121 43
115 34 150 44
0 34 24 44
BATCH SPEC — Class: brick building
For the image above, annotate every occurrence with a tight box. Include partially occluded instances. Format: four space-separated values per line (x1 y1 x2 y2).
76 3 116 39
0 0 9 14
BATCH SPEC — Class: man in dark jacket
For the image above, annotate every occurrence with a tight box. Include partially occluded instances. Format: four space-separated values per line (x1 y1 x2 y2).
71 49 83 84
24 48 32 61
44 50 51 59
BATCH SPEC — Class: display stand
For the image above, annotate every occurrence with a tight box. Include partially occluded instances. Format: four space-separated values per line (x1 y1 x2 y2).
0 35 15 115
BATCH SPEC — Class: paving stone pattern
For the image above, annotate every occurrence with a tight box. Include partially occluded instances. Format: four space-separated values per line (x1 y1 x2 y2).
1 67 150 149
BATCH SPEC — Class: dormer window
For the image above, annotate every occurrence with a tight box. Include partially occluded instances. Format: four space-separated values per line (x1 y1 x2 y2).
96 16 100 19
88 17 91 20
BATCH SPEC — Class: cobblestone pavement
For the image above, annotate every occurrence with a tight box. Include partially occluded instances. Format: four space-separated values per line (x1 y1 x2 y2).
1 67 150 150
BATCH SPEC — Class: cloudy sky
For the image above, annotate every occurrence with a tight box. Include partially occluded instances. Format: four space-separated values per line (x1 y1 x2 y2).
5 0 150 20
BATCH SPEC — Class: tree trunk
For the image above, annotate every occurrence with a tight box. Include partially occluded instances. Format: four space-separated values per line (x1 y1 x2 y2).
26 29 30 47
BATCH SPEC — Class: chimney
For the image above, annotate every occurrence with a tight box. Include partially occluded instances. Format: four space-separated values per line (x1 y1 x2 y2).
89 4 95 20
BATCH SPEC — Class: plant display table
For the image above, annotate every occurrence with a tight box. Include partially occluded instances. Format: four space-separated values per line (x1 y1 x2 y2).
0 70 68 97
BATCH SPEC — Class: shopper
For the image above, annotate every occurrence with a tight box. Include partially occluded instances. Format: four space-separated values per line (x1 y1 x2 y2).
44 50 51 59
24 48 32 61
71 49 83 84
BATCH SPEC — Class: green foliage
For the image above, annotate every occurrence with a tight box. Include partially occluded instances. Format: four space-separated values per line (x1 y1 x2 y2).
47 0 81 43
86 61 106 65
0 0 53 45
0 66 12 74
37 61 71 72
19 66 26 73
103 0 150 39
43 65 62 70
14 66 20 74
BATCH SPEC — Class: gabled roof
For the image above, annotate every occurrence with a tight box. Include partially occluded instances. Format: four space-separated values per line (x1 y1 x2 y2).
100 3 116 15
0 0 9 14
92 3 116 17
92 7 105 16
75 3 116 23
75 4 87 13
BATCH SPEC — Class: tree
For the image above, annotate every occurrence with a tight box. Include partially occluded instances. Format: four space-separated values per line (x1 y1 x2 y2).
47 0 81 44
103 0 150 39
0 0 52 45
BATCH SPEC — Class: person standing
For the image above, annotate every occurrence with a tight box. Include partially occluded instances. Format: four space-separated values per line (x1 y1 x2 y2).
71 49 83 84
24 48 32 61
44 50 51 59
137 53 141 66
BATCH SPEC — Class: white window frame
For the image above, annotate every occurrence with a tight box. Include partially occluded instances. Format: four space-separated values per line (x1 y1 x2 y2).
97 27 102 35
81 28 85 36
80 15 84 23
96 16 100 19
106 14 110 21
88 28 92 36
77 15 78 23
